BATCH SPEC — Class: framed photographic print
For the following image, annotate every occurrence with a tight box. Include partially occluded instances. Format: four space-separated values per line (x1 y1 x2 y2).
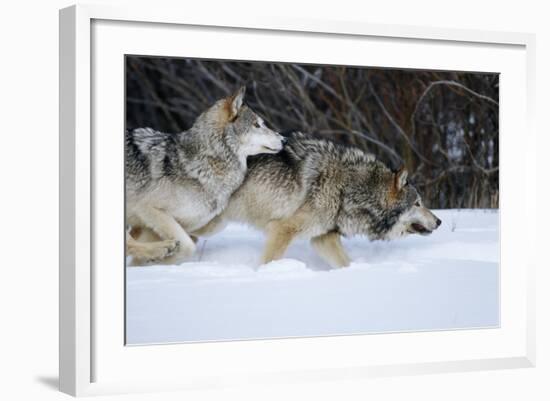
59 4 536 397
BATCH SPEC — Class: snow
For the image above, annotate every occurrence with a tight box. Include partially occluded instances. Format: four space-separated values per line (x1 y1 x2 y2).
126 209 499 345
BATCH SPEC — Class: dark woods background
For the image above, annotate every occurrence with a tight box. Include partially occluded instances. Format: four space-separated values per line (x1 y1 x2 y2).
126 56 499 209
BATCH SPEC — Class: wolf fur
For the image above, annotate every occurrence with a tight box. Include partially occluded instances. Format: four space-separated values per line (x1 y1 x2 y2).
125 87 285 265
192 132 442 268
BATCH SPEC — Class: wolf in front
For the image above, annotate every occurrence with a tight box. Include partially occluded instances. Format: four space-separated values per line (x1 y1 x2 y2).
194 132 442 268
125 87 286 265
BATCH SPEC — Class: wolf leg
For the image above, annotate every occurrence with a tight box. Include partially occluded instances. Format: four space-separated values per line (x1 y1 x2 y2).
261 220 300 265
311 232 350 268
126 231 180 265
191 213 227 238
132 225 195 244
135 207 196 261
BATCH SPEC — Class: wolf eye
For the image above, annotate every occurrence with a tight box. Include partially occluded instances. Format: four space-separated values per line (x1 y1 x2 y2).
415 201 421 207
254 121 261 128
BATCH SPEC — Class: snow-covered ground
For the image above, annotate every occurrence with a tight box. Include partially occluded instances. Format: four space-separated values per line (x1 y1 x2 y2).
126 209 499 345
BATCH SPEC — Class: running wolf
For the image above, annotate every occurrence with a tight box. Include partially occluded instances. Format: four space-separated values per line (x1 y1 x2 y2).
194 132 442 268
126 87 286 265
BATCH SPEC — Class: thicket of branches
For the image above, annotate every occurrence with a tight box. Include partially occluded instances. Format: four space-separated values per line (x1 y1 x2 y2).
126 56 499 209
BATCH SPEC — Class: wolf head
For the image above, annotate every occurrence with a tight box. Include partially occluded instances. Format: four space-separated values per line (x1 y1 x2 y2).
194 87 285 158
384 168 442 239
339 159 441 240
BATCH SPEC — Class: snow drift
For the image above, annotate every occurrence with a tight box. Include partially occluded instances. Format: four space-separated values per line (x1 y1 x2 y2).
126 209 499 344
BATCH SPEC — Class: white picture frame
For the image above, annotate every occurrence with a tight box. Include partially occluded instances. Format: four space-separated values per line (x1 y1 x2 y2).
59 3 536 397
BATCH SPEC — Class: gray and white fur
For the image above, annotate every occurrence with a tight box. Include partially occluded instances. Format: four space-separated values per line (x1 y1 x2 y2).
126 87 285 265
193 132 442 268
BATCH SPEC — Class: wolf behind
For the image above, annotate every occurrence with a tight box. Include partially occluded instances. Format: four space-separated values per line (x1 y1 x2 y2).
126 87 286 265
194 132 442 268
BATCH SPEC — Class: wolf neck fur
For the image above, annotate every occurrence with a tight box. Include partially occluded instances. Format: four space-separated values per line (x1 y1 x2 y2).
179 126 247 198
335 147 401 239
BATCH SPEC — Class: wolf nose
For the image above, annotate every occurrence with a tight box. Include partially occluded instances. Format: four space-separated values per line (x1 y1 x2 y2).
281 137 288 145
436 218 442 227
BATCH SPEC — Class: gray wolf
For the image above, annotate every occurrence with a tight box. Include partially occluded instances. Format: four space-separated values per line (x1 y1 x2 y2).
126 87 286 265
193 132 442 268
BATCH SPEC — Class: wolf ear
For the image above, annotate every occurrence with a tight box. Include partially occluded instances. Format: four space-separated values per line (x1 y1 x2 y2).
394 167 408 191
227 86 246 120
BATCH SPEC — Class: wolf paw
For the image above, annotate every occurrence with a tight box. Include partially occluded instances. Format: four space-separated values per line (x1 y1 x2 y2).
164 240 180 257
144 240 180 263
162 239 197 265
